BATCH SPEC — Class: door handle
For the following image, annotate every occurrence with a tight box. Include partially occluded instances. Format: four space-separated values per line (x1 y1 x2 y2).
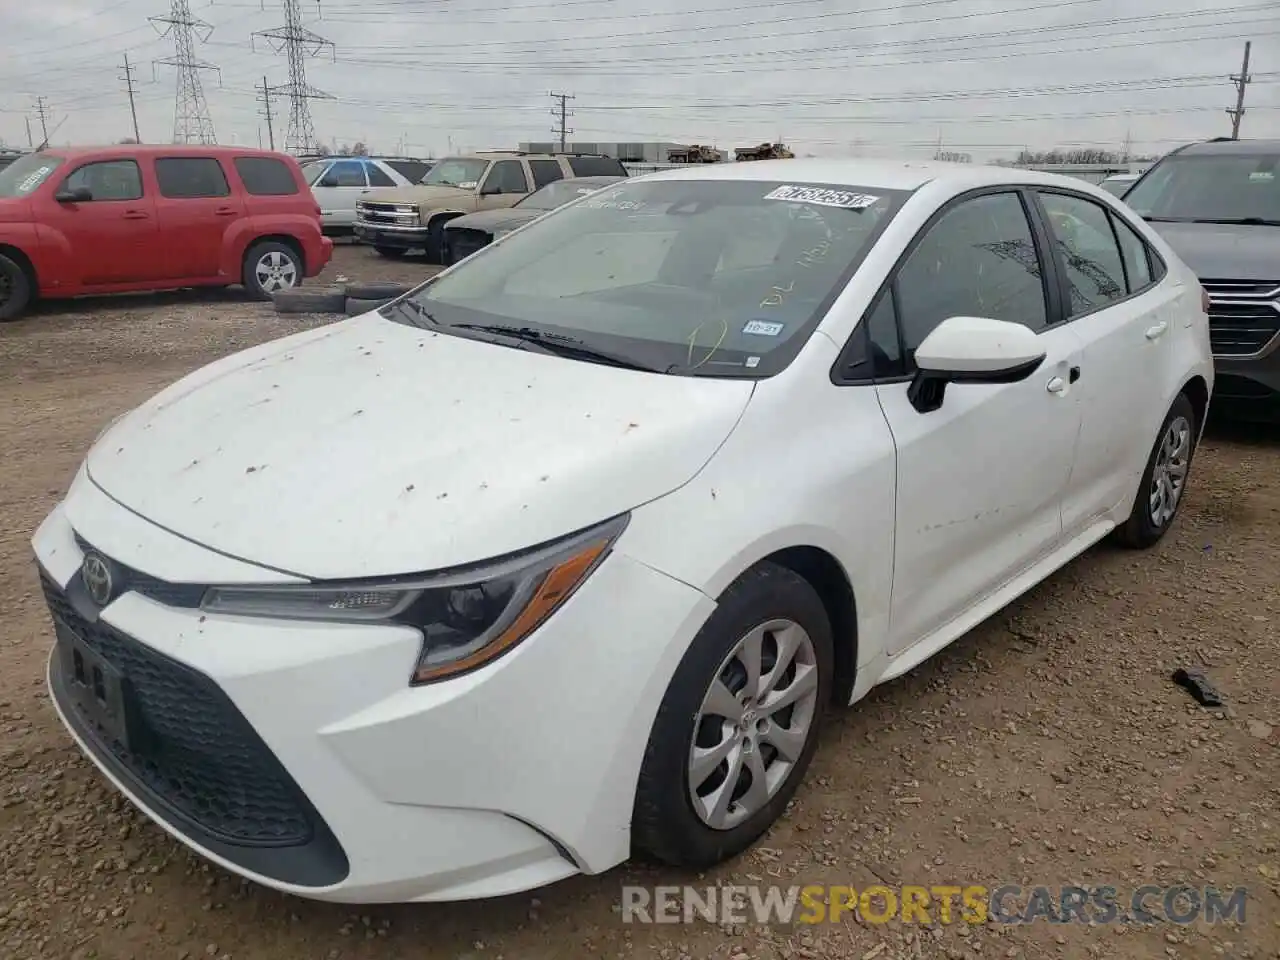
1046 376 1067 394
214 206 237 216
1069 366 1081 383
1145 320 1169 341
122 210 148 220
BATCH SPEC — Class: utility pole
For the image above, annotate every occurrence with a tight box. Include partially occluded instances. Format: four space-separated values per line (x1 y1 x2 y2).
150 0 220 144
257 75 276 150
120 53 142 142
550 91 574 151
253 0 336 155
1227 40 1252 140
25 117 33 149
34 97 50 146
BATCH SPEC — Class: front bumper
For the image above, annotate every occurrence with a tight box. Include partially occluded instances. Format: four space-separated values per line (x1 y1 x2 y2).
1212 350 1280 421
353 220 428 250
32 476 714 903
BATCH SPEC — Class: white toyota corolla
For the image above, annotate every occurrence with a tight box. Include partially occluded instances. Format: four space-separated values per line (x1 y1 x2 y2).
33 159 1213 904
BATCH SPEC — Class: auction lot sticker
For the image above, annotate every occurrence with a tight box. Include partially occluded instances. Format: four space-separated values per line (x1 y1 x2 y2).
764 185 880 209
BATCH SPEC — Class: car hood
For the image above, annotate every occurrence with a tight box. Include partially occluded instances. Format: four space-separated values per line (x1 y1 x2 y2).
86 314 754 581
446 208 540 233
361 184 476 208
1145 220 1280 281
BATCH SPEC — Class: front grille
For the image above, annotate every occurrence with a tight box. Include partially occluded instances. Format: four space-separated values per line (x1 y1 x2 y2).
356 202 418 227
444 228 492 264
73 534 204 608
42 570 314 847
1200 278 1280 358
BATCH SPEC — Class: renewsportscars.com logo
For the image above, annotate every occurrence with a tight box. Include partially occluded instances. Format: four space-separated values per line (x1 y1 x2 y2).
620 884 1250 926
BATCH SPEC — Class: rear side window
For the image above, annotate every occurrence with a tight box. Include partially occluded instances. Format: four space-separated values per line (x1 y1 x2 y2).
1038 192 1127 316
155 157 231 198
1111 215 1156 293
384 160 429 183
566 156 627 177
233 156 299 196
365 162 396 187
528 159 565 189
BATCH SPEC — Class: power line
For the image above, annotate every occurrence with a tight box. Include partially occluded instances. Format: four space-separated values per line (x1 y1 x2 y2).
253 0 336 155
149 0 220 144
119 52 141 142
550 91 574 150
1227 40 1253 139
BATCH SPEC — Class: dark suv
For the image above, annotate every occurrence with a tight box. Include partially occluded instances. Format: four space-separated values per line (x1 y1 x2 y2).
1122 138 1280 421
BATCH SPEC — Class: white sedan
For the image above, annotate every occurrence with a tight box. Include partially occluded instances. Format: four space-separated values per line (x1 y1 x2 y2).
32 159 1213 904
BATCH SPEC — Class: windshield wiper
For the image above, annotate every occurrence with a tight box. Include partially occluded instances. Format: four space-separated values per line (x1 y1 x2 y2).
446 322 663 372
1187 217 1280 227
384 297 437 328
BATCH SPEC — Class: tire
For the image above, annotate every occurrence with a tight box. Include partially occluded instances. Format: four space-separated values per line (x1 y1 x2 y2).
632 562 833 869
424 218 448 264
1113 392 1198 549
242 241 303 301
272 286 347 315
345 296 392 316
0 253 32 322
374 246 408 259
343 280 413 301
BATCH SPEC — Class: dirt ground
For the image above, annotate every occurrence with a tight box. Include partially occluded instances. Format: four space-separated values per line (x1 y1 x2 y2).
0 243 1277 960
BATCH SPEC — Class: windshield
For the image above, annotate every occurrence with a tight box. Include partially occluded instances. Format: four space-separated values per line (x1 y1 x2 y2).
392 178 907 377
0 152 65 198
1124 152 1280 222
517 179 610 211
300 160 329 186
421 158 489 188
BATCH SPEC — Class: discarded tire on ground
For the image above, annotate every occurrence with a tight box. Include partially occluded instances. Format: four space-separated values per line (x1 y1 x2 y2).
343 280 413 301
345 296 393 316
272 286 347 315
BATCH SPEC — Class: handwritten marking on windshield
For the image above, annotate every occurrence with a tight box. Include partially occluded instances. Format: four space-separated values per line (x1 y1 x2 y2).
686 317 729 370
759 280 795 308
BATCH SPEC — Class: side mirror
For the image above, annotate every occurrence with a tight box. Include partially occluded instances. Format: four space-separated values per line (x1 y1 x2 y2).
907 316 1046 414
55 186 92 203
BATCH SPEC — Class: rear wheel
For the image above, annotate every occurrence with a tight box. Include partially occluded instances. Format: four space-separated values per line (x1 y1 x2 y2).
1114 392 1197 549
242 241 302 300
0 253 32 322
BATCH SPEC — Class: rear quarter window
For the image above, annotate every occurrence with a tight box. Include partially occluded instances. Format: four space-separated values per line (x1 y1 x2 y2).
234 156 300 196
384 160 429 183
566 156 628 177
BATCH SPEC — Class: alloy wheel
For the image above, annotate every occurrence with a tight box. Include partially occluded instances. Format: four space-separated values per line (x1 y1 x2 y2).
255 251 298 294
1149 414 1191 528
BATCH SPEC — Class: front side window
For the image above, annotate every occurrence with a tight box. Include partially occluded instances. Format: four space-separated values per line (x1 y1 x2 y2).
1124 152 1280 223
1038 192 1127 316
0 152 66 197
60 160 143 201
154 157 230 199
894 192 1048 369
482 160 529 195
393 178 907 377
421 158 489 189
318 159 366 188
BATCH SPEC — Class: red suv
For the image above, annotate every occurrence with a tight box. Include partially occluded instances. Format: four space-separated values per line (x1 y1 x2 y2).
0 144 333 321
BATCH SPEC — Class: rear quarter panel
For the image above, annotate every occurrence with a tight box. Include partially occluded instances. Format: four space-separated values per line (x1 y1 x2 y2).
220 156 328 277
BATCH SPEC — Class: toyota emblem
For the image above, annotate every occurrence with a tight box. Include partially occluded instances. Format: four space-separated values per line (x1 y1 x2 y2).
81 553 115 607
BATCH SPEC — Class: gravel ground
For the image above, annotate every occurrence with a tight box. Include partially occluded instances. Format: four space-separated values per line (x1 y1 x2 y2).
1 244 1277 959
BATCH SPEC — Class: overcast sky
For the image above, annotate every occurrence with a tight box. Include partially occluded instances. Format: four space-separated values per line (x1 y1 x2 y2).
0 0 1276 162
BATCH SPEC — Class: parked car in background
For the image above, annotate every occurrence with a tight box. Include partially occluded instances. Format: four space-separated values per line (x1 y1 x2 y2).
300 155 434 235
0 149 26 173
440 174 626 265
354 151 628 262
1098 173 1139 197
0 144 332 322
1123 137 1280 421
33 159 1211 904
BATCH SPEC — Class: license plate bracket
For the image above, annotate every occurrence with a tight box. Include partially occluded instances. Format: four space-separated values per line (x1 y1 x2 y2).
56 621 137 753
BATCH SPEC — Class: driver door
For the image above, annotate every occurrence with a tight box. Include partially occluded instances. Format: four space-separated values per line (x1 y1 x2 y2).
478 160 530 211
870 189 1084 657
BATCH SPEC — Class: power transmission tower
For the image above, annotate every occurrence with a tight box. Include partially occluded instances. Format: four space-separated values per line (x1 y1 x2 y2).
550 91 574 151
149 0 219 144
120 53 142 142
33 97 50 146
253 1 335 155
257 76 276 150
1226 40 1252 140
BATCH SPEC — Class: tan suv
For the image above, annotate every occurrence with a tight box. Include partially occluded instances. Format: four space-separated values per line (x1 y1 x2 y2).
354 150 628 262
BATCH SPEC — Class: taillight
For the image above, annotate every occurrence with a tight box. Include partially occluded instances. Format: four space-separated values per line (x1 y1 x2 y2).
1200 286 1211 313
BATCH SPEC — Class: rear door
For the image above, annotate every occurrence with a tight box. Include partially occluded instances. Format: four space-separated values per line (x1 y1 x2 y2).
42 157 158 285
1031 188 1179 534
152 156 245 280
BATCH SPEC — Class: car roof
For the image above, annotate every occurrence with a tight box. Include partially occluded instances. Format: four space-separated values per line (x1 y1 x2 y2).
1176 138 1280 157
36 143 295 162
558 175 625 185
628 157 1119 193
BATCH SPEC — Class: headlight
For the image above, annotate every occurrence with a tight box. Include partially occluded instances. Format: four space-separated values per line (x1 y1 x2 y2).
200 513 629 685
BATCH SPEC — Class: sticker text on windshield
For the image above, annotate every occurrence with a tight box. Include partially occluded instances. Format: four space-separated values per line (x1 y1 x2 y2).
763 185 880 209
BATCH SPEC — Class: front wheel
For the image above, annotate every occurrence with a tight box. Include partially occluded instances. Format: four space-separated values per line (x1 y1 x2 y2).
1114 392 1197 549
632 562 833 869
0 253 32 322
242 241 302 300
